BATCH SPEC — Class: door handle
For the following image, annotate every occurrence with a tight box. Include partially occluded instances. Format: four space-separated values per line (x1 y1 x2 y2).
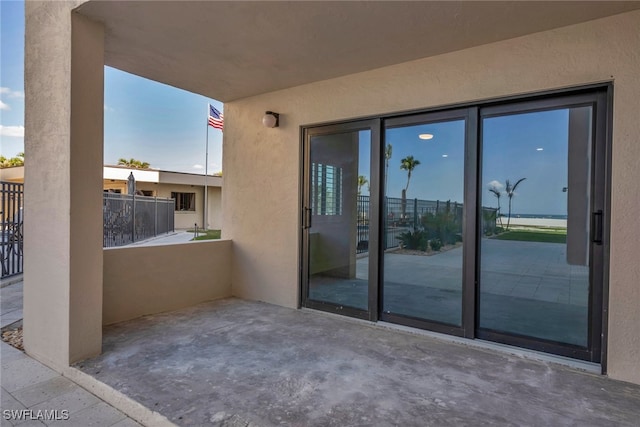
592 210 603 245
303 207 312 229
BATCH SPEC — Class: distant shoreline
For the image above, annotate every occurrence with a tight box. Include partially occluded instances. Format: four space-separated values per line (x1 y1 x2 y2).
501 217 567 228
505 214 567 220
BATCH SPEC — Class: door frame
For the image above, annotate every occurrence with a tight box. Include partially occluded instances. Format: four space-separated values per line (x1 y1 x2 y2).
475 90 609 363
378 107 474 338
299 83 612 368
300 119 381 321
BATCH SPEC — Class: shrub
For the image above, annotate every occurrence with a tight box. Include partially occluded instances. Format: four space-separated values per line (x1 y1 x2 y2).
430 238 443 251
421 201 462 245
397 229 428 251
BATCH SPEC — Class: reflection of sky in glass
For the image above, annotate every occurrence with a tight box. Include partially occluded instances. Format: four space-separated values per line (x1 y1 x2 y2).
379 120 465 203
483 109 568 216
358 109 572 216
385 120 465 203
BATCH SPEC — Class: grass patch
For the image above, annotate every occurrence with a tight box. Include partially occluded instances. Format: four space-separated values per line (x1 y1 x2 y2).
189 229 221 241
494 229 566 244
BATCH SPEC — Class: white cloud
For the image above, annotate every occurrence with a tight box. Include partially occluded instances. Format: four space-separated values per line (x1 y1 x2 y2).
104 104 115 112
487 180 504 190
192 164 204 170
0 125 25 138
0 87 24 99
0 87 24 111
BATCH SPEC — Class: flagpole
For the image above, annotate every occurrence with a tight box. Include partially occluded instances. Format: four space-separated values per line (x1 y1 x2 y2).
204 104 209 231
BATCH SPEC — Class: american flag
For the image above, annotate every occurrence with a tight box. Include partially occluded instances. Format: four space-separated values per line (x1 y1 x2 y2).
208 105 224 130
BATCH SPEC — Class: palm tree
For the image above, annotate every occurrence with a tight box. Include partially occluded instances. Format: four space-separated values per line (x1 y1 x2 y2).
118 158 150 169
488 185 503 228
400 155 420 193
400 155 420 220
357 175 369 195
505 178 526 230
384 144 393 194
0 153 24 168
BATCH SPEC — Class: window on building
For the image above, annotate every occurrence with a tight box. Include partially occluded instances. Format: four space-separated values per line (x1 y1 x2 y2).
141 190 154 197
171 192 196 211
311 163 342 215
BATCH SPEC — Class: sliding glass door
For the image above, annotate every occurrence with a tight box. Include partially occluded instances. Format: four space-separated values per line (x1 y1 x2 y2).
301 120 380 320
380 110 470 334
477 93 606 361
301 87 609 363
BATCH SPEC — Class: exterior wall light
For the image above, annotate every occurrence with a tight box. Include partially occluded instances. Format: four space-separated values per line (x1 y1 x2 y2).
262 111 280 128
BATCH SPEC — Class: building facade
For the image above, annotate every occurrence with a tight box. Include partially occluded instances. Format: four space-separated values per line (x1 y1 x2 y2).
22 2 640 386
1 165 222 230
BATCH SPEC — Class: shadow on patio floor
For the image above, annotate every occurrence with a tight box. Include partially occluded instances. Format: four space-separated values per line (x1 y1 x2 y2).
77 298 640 426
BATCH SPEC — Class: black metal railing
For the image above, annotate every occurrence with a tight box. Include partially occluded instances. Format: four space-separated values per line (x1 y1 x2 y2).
356 195 496 254
103 193 175 248
1 182 23 278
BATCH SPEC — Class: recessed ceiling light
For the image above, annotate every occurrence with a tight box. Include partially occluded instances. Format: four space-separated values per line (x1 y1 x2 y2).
419 133 434 140
536 148 544 151
442 154 448 158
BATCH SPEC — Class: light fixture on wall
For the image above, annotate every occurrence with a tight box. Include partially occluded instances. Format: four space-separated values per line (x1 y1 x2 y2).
262 111 280 128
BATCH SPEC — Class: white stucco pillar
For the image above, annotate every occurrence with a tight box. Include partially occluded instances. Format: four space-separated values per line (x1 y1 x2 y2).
24 2 104 369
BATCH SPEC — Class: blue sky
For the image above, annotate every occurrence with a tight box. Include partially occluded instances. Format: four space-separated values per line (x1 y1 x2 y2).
361 109 571 216
1 0 25 157
482 110 570 216
3 0 572 215
0 1 223 174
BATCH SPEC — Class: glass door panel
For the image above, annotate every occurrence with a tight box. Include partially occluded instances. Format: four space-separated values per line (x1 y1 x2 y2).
382 117 466 328
305 129 372 312
479 107 592 348
300 87 607 362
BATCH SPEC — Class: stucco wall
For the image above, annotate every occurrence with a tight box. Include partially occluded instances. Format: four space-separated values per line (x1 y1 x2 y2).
150 183 203 229
103 240 232 325
223 11 640 384
24 2 104 369
142 183 222 230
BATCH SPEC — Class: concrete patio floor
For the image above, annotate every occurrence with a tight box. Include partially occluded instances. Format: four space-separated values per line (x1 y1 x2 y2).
77 298 640 426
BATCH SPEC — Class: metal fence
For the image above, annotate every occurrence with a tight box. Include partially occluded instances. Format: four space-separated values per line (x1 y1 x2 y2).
356 195 496 254
1 181 23 278
103 193 175 248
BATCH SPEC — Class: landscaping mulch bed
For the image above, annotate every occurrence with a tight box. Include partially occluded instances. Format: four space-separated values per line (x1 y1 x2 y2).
392 242 462 256
1 324 24 351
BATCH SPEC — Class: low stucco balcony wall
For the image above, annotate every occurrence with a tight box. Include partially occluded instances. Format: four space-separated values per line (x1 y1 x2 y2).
103 239 232 325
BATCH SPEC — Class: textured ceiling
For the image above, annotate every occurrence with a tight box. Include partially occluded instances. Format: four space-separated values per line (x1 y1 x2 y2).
77 1 640 102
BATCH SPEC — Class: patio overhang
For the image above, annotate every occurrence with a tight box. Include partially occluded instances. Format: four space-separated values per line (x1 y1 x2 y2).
75 1 640 102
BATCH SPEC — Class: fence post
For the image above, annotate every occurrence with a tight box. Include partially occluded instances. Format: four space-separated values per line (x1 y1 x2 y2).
154 196 158 237
414 198 418 229
131 194 136 243
1 181 24 278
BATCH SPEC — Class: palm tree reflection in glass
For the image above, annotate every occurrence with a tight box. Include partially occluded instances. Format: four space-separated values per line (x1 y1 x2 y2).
400 156 420 221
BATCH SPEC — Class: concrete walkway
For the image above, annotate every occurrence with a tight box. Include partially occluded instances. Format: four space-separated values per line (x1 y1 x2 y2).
124 230 197 247
1 281 146 426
